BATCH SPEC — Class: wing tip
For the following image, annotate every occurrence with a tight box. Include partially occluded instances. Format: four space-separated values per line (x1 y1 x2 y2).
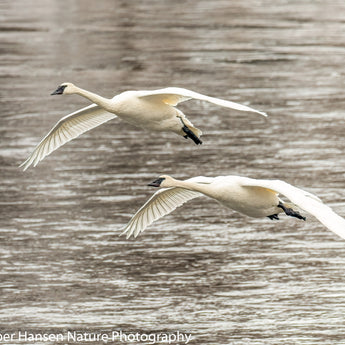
120 225 143 239
258 110 268 117
19 159 31 171
120 227 133 239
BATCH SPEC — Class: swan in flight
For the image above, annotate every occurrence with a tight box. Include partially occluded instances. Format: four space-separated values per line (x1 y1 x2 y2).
121 175 345 240
20 83 267 170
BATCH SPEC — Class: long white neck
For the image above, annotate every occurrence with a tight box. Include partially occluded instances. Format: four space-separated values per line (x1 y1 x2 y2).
74 86 114 111
170 178 214 197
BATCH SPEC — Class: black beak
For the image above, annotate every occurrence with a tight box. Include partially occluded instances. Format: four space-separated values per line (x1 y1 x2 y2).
51 85 67 95
148 177 165 187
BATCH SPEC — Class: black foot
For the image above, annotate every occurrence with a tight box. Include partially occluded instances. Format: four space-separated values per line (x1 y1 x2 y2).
278 202 306 221
268 214 279 220
182 125 202 145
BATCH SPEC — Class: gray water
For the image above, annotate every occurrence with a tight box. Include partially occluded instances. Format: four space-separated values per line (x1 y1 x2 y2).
1 0 345 344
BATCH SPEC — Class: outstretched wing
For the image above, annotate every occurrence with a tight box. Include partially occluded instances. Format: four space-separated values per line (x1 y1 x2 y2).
121 176 215 239
137 87 267 117
241 178 345 239
20 104 117 170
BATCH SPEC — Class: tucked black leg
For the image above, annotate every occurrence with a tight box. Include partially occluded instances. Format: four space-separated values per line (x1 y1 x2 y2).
278 202 306 221
268 214 280 220
182 125 202 145
178 117 202 145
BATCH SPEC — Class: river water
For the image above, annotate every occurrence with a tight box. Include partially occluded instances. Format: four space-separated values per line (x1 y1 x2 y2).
1 0 345 344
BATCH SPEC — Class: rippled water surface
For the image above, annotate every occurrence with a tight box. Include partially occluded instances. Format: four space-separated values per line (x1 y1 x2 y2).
2 1 345 344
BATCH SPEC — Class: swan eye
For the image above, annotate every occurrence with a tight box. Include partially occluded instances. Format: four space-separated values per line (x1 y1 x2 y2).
51 85 67 95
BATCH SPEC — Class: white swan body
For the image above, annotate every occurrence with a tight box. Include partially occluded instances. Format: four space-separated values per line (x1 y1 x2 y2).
121 175 345 240
20 83 267 170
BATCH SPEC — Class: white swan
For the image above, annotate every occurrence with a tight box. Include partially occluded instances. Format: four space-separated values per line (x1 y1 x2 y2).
20 83 267 170
121 175 345 240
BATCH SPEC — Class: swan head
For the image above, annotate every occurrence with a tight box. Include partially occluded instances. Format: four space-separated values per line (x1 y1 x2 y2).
51 82 77 95
148 175 175 188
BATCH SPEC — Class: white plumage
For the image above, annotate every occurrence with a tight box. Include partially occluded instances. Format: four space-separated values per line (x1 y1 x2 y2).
20 83 266 170
21 104 116 170
121 175 345 240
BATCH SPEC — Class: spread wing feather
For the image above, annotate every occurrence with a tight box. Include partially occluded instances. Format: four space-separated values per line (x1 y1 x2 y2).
20 104 117 170
121 188 202 239
121 176 215 238
137 87 267 116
